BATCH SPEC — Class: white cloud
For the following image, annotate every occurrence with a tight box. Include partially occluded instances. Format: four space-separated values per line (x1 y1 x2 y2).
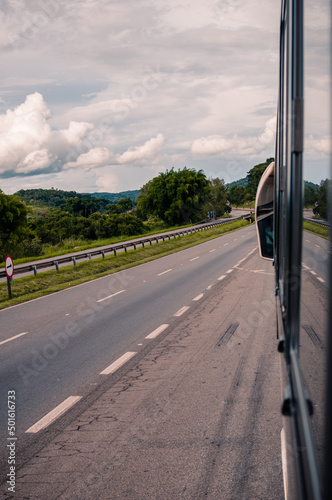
17 148 54 173
191 117 276 157
63 147 110 170
0 92 100 175
0 92 52 173
117 134 165 165
60 121 94 147
0 0 329 191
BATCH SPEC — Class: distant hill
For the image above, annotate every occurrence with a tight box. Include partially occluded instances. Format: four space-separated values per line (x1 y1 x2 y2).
14 188 140 208
89 190 140 203
226 178 318 190
14 188 85 207
226 178 247 188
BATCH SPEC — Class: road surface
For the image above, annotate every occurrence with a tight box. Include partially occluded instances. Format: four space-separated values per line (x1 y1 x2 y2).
0 224 327 498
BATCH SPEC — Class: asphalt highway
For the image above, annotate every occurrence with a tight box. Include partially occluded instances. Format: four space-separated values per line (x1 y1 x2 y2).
0 224 328 499
0 225 257 447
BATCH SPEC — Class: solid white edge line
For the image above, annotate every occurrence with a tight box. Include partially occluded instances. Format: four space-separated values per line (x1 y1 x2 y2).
174 306 190 317
218 275 226 281
157 269 172 276
281 428 289 500
97 289 126 303
146 324 169 339
0 331 28 346
26 396 82 434
100 351 137 375
193 293 204 301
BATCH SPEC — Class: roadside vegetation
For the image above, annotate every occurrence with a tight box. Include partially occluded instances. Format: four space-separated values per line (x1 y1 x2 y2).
303 221 329 239
0 219 250 309
0 159 326 268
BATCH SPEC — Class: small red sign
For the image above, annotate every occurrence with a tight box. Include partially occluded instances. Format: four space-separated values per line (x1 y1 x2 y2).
5 255 14 279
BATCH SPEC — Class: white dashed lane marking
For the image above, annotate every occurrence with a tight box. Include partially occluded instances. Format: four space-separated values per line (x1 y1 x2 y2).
193 293 204 301
157 269 172 276
97 290 126 303
146 324 169 339
0 332 28 346
26 396 82 434
100 352 137 375
174 306 190 317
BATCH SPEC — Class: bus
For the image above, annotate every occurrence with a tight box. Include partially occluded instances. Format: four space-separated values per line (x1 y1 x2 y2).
256 1 331 498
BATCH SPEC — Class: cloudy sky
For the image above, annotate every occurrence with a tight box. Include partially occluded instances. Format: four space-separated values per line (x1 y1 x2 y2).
0 0 330 195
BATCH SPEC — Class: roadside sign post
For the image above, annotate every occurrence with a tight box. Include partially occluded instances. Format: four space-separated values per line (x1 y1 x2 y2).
5 255 14 300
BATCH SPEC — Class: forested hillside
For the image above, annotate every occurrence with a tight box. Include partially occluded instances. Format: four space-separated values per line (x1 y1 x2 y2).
1 161 323 262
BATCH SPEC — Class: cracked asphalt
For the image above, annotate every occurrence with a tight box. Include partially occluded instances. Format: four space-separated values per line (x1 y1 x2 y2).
1 250 285 499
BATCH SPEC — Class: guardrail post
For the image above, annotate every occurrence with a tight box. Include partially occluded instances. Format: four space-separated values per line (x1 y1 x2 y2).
54 261 59 271
31 266 37 276
113 249 117 256
88 254 92 263
142 241 145 248
133 244 136 250
101 251 105 259
72 257 76 267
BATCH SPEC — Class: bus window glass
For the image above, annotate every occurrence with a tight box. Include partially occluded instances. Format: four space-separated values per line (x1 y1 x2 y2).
300 0 331 473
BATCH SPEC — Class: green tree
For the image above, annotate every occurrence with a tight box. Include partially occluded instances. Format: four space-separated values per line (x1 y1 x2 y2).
137 167 210 225
228 185 247 206
204 178 229 217
0 190 31 256
304 184 317 207
314 179 328 219
246 158 274 200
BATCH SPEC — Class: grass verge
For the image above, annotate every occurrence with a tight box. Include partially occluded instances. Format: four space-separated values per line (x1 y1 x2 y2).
303 220 329 239
0 220 250 310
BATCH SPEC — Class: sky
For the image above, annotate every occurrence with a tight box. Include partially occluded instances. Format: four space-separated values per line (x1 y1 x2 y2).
0 0 330 195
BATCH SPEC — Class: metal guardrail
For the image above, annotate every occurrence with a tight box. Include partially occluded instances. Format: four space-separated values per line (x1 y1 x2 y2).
304 217 329 227
0 215 251 279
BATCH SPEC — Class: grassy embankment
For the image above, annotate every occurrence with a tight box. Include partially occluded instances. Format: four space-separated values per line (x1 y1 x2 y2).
0 219 250 310
303 220 329 239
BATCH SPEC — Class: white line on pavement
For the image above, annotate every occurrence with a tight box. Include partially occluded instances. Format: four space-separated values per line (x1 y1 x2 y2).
317 277 325 283
174 306 190 317
96 289 126 303
218 275 226 281
193 293 204 301
209 249 216 253
0 331 28 346
190 257 200 262
310 271 317 276
146 324 169 339
100 351 137 375
224 243 229 246
157 269 172 276
226 269 233 274
26 396 82 433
